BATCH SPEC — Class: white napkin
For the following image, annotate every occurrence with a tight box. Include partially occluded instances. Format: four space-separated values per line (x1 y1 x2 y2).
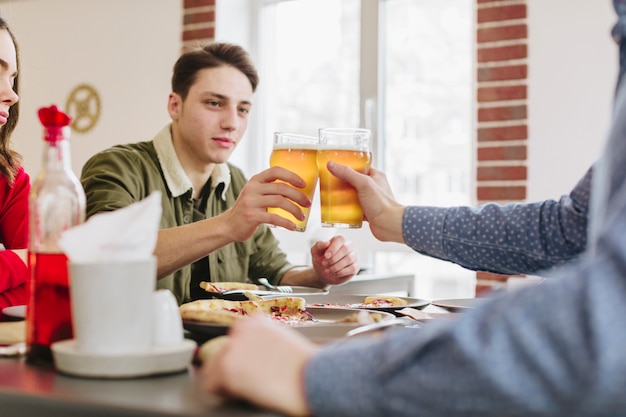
58 192 162 262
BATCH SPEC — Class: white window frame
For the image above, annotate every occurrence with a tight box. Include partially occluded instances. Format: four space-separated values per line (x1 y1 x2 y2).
217 0 386 176
216 0 476 298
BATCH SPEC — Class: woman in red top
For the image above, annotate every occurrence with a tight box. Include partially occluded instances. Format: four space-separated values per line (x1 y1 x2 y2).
0 16 28 309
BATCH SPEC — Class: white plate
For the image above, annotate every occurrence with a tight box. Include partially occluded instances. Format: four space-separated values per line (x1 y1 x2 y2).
269 286 330 296
51 339 196 379
2 305 26 319
430 298 488 311
294 309 410 343
183 307 397 344
303 294 430 314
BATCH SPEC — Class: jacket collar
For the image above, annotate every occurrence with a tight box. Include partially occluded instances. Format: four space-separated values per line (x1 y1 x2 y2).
153 124 231 200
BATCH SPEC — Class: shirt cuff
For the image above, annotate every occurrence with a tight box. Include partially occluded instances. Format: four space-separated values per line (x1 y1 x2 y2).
402 206 448 258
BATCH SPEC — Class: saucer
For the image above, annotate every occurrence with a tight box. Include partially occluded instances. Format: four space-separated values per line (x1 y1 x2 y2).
51 339 196 379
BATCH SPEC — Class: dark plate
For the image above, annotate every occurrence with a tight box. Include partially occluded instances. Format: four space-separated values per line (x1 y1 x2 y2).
430 297 487 311
183 307 396 344
303 294 430 316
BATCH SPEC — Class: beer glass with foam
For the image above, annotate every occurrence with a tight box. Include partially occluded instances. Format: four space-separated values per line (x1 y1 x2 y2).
317 128 372 228
268 132 319 232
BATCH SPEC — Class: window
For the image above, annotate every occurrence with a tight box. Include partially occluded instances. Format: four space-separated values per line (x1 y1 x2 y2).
251 0 475 299
257 0 360 155
383 0 473 209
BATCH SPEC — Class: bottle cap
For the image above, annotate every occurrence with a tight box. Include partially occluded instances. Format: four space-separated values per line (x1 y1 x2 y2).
38 105 72 143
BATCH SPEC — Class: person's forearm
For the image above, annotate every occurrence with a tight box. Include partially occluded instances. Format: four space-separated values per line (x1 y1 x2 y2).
279 267 326 289
305 259 619 417
154 216 233 278
403 168 590 275
370 205 405 243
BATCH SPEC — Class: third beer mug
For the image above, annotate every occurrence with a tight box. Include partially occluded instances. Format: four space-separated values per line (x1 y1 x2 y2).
317 128 372 228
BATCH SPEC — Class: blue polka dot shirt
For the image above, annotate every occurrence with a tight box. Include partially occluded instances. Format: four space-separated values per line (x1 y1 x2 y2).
401 168 591 275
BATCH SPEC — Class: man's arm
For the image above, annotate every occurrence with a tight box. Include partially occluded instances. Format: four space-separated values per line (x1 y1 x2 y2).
306 245 626 417
329 162 591 276
81 147 311 278
81 145 349 281
278 235 359 288
402 166 590 275
154 218 235 278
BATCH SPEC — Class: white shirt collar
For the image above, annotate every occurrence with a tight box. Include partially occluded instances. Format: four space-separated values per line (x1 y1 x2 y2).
153 124 231 200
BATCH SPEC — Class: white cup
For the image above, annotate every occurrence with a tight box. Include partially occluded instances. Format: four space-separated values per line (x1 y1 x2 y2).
152 289 184 347
69 256 182 355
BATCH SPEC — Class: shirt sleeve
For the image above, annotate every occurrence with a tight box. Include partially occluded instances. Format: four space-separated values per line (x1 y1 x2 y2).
0 167 29 249
80 147 151 218
0 168 29 307
0 251 27 292
305 217 626 416
401 167 591 275
248 225 294 286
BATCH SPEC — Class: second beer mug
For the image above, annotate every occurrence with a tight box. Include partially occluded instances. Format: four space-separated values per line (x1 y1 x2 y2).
317 127 372 228
268 132 319 232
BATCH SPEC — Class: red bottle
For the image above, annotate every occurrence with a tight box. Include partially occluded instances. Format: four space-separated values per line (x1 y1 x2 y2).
26 105 86 365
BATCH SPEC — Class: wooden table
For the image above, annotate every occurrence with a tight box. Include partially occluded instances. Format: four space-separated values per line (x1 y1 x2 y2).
0 274 460 417
0 358 279 417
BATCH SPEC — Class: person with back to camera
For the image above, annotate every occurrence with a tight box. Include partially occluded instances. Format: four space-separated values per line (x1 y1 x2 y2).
0 16 30 310
200 2 626 416
80 42 359 305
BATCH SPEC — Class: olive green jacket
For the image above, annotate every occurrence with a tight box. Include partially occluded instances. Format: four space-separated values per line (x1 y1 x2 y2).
80 125 295 304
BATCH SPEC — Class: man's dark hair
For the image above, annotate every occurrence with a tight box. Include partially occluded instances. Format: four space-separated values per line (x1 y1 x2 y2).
172 42 259 100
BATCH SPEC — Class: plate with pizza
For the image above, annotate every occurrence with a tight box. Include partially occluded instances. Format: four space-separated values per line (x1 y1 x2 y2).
303 294 430 316
180 296 397 343
197 281 328 301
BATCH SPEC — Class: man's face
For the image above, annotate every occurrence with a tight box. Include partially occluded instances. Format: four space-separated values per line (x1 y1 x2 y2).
169 65 253 168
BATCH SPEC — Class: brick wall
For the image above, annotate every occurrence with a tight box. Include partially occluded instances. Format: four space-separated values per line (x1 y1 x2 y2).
182 0 216 51
475 0 528 294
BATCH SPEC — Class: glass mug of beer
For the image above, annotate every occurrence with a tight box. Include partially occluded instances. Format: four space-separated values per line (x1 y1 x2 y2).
317 127 372 228
268 132 319 232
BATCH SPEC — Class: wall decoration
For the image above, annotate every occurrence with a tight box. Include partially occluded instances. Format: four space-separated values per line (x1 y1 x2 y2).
65 83 101 133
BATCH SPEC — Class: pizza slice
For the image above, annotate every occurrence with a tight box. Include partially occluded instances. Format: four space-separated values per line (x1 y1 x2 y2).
362 296 409 308
309 295 410 309
254 297 313 324
199 281 260 293
179 297 313 325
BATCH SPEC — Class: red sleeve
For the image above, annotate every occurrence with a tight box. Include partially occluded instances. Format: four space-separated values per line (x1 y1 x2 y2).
0 167 29 307
0 167 29 248
0 285 25 310
0 250 26 309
